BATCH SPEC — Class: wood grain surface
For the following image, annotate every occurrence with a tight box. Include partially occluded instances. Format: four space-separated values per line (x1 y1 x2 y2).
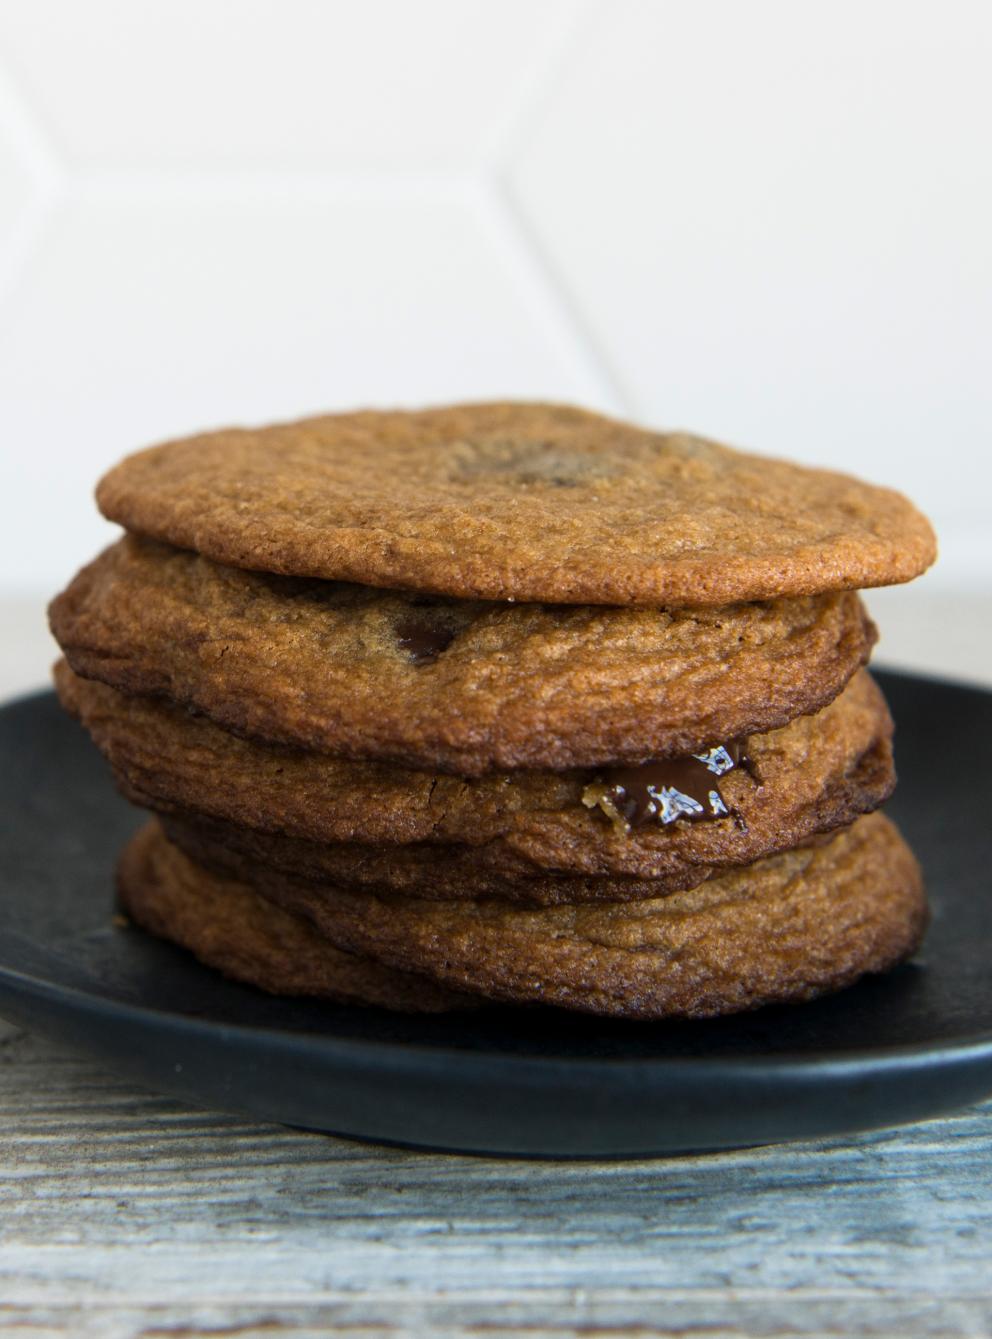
2 1019 991 1338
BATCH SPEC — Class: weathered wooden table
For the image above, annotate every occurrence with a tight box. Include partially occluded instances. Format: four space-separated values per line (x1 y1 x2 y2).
3 595 991 1337
3 1021 992 1336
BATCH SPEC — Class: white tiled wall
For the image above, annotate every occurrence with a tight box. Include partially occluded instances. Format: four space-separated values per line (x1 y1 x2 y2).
0 0 989 604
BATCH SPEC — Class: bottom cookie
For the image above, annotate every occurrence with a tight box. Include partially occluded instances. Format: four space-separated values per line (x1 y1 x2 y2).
119 814 926 1021
247 812 926 1019
117 823 474 1013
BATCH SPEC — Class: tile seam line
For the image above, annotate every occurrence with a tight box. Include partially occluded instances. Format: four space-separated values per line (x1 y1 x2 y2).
0 46 65 309
0 47 64 185
33 161 633 416
473 0 633 414
484 170 635 416
458 172 621 410
473 0 594 170
55 169 478 201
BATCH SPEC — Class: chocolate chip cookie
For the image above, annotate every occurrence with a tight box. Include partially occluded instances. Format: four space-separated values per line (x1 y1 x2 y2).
196 813 926 1020
95 403 936 605
118 821 473 1012
57 662 894 889
50 534 876 773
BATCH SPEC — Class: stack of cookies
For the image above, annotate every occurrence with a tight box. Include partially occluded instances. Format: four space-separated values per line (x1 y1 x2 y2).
50 404 936 1019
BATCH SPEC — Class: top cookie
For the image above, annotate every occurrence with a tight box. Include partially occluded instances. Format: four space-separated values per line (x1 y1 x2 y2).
95 403 936 606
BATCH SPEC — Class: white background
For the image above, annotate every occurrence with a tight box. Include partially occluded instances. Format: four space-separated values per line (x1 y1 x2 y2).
0 0 989 692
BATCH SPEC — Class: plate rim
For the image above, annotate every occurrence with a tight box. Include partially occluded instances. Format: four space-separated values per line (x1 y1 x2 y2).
4 959 992 1082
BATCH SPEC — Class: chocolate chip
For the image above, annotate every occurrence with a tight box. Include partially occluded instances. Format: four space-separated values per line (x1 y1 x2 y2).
396 618 456 666
584 741 754 831
452 440 614 487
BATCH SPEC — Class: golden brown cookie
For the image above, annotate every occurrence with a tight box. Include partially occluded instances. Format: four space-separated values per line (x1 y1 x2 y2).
162 690 888 899
95 403 936 606
238 814 927 1020
58 661 894 887
50 535 876 773
159 812 674 904
117 822 473 1012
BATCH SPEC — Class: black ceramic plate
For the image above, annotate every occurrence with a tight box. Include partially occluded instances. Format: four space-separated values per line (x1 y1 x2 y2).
1 671 991 1157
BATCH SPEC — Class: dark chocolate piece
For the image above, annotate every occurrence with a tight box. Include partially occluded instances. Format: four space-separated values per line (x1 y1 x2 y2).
586 742 752 830
395 618 456 665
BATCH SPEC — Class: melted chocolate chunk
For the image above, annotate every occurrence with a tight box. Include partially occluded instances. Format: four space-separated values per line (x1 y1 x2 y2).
585 741 753 830
395 617 456 666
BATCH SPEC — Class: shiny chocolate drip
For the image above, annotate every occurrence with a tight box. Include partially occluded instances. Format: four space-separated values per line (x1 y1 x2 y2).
585 741 753 831
395 617 456 665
